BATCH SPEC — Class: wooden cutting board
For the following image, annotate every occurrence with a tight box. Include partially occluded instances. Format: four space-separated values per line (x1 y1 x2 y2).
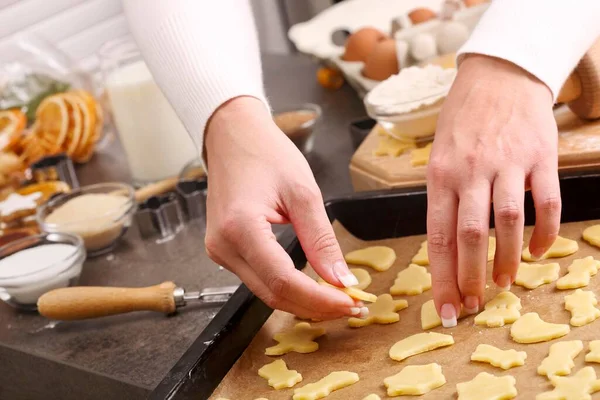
210 220 600 399
350 106 600 192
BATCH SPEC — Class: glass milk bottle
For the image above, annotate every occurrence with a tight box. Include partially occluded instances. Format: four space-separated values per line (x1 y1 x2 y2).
99 38 198 185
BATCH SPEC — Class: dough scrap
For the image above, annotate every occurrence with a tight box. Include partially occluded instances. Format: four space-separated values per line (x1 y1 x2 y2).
411 238 496 266
362 395 381 400
421 299 466 330
510 313 570 344
564 289 600 327
474 291 522 328
344 246 396 272
538 340 583 377
258 359 303 389
265 322 326 356
348 294 408 328
411 241 429 266
390 264 431 295
373 135 415 157
350 268 372 291
389 332 454 362
293 371 359 400
456 372 517 400
383 363 446 396
583 224 600 248
585 340 600 363
514 262 560 289
471 344 527 370
319 282 377 303
410 143 432 167
522 235 579 262
536 367 600 400
557 257 600 290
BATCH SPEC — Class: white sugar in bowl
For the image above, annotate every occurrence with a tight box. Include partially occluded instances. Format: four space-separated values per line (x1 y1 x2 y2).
0 232 86 309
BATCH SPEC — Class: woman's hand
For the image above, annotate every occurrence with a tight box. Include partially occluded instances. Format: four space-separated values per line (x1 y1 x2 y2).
204 96 366 320
427 55 560 327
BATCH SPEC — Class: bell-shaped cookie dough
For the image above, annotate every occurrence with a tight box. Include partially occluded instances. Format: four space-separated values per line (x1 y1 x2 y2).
522 235 578 262
265 322 326 356
583 224 600 248
564 289 600 327
456 372 517 400
510 313 570 344
536 367 600 400
390 264 432 295
538 340 583 377
348 294 408 328
471 344 527 370
293 371 359 400
345 246 396 272
557 257 600 290
515 262 560 289
258 359 303 389
389 332 454 361
384 363 446 396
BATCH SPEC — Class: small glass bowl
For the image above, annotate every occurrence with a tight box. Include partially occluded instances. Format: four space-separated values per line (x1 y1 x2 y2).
0 232 85 310
37 182 136 257
273 103 322 154
364 88 449 142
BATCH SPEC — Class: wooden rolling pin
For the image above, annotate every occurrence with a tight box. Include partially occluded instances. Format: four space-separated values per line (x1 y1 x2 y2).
37 282 238 321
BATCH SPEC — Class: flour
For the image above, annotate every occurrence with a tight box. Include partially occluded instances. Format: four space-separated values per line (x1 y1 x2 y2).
365 65 456 115
0 192 41 216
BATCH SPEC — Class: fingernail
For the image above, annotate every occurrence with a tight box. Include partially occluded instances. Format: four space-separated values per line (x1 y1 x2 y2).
349 307 361 316
496 274 512 291
463 296 479 315
530 247 544 259
441 304 457 328
359 307 369 318
333 261 359 287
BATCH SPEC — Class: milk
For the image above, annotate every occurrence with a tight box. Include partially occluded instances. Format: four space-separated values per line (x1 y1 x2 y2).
106 60 198 184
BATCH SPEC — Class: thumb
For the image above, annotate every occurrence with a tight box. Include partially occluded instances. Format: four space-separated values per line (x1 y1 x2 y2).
285 186 358 288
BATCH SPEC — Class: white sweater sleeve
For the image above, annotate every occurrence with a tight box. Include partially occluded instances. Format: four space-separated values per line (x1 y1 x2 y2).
122 0 270 156
457 0 600 101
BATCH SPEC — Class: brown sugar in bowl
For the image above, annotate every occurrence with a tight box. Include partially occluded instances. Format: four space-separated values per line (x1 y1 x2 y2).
362 39 400 81
342 27 389 63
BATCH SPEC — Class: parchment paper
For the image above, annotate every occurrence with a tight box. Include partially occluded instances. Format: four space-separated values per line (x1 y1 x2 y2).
210 219 600 399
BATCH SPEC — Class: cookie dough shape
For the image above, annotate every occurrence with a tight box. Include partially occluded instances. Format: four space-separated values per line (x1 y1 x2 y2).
583 225 600 248
362 395 381 400
344 246 396 272
522 235 579 262
319 282 377 302
474 291 522 328
293 371 359 400
258 359 303 389
536 367 600 400
265 322 326 356
456 372 517 400
350 268 372 291
564 289 600 327
384 363 446 396
373 135 415 157
411 237 495 266
410 143 432 167
510 313 570 344
557 257 600 290
538 340 583 377
471 344 527 370
348 294 408 328
585 340 600 363
421 299 466 330
390 264 431 295
389 332 454 362
514 262 560 289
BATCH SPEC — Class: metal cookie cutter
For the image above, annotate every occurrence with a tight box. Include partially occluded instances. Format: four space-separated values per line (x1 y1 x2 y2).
135 192 184 242
28 153 79 189
175 179 207 221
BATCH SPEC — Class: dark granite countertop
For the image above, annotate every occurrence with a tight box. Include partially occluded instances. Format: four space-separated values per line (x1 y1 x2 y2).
0 54 366 400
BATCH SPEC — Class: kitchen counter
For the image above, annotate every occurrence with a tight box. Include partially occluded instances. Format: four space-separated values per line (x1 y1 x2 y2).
0 54 366 400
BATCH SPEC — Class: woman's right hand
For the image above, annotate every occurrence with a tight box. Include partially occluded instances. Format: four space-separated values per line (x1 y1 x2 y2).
203 96 367 320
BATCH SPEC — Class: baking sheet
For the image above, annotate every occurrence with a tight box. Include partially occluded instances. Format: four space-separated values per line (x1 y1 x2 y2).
210 219 600 399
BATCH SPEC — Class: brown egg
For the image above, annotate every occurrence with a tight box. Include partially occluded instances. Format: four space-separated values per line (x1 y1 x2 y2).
362 39 399 81
408 8 437 25
463 0 488 7
342 27 389 63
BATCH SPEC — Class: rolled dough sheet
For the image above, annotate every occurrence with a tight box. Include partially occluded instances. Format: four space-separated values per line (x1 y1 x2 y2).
210 219 600 400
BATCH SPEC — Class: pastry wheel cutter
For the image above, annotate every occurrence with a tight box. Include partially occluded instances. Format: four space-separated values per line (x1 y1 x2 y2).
36 282 239 321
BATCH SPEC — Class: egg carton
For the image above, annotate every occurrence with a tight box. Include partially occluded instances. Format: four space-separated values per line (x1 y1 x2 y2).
328 2 489 98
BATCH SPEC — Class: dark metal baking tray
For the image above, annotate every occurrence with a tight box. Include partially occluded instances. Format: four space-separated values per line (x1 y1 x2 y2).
150 173 600 400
